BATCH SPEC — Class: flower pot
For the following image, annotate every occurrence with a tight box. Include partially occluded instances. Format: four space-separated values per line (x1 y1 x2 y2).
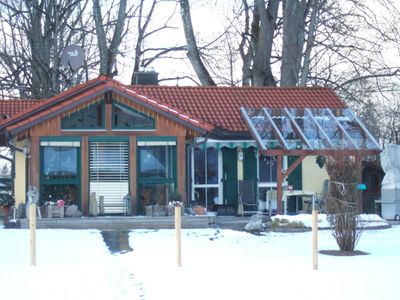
1 206 11 217
1 206 11 224
193 205 206 215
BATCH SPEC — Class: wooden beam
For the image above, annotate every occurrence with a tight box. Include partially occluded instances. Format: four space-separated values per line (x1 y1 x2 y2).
355 154 363 213
282 155 306 179
277 156 283 214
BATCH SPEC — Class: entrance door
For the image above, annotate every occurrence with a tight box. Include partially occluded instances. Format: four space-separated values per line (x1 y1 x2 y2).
222 148 238 207
89 141 129 214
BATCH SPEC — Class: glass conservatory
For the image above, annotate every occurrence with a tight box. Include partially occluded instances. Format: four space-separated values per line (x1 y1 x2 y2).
240 107 381 213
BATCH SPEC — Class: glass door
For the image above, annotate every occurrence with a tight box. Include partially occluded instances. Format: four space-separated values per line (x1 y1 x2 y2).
192 147 221 211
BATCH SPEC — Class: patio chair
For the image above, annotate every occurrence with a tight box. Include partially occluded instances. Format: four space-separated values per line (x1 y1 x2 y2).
238 179 259 216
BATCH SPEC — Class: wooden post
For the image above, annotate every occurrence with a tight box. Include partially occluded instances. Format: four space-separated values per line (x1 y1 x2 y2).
30 203 36 266
277 156 283 214
312 209 318 270
355 154 363 213
175 205 182 267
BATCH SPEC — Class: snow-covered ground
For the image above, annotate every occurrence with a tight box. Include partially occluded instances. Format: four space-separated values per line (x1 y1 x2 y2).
0 215 398 300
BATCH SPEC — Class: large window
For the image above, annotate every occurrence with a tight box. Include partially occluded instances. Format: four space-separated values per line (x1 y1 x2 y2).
61 101 104 130
137 140 176 214
139 146 174 179
193 147 219 210
259 155 277 183
40 141 80 206
43 147 78 179
113 102 155 130
89 140 129 214
258 155 278 204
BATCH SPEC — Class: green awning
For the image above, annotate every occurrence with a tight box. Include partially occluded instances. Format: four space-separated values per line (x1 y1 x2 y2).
195 138 258 150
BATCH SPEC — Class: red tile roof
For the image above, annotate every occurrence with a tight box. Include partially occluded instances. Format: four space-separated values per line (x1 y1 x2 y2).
130 85 346 132
0 99 43 119
0 76 346 136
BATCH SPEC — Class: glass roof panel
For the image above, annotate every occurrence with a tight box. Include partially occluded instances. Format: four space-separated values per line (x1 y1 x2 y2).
241 107 381 152
286 108 332 149
245 108 283 150
267 108 309 150
337 108 380 150
309 108 355 149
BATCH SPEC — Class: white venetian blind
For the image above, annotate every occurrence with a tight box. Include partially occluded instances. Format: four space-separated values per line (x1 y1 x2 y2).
89 141 129 214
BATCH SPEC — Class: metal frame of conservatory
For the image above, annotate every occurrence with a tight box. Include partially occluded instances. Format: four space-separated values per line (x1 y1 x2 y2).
240 107 381 214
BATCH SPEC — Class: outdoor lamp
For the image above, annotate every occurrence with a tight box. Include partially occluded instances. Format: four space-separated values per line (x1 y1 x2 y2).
27 186 39 204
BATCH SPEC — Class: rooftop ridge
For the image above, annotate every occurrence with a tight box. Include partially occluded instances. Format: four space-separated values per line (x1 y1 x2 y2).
131 84 334 90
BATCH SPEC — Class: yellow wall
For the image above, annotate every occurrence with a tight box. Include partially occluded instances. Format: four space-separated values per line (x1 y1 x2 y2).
14 141 27 205
301 156 329 194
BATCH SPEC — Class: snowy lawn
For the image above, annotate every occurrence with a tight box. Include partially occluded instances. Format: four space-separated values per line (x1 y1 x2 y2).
0 217 398 300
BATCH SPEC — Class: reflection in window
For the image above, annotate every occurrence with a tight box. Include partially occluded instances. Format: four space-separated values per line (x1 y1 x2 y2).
43 147 78 179
41 145 80 207
139 146 174 179
194 187 218 210
62 101 104 129
193 147 219 211
113 102 155 130
139 182 175 209
194 147 218 184
259 155 277 183
42 184 78 206
137 143 176 215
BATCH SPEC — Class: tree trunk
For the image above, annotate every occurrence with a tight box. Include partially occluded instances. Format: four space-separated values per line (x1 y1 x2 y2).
299 0 323 86
280 0 308 86
253 0 279 86
92 0 127 77
179 0 215 86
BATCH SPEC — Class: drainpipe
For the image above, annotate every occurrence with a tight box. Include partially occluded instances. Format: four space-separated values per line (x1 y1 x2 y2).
6 134 29 156
186 136 208 207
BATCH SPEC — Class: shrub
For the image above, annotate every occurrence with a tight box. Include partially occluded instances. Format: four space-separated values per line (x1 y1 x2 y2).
325 155 361 252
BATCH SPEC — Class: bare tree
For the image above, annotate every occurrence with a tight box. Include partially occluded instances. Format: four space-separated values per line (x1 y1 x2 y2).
130 0 186 85
0 0 92 99
252 0 279 86
92 0 128 77
179 0 215 86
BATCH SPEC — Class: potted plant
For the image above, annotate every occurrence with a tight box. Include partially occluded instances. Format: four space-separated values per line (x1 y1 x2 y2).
168 190 184 216
0 193 15 219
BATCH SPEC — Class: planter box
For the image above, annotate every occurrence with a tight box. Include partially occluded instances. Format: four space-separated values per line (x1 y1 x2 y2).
146 205 167 217
146 205 184 217
45 206 65 218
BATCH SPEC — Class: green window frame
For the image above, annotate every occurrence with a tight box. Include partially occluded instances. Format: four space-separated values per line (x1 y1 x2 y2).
40 137 81 208
112 101 155 130
136 136 177 214
61 100 105 130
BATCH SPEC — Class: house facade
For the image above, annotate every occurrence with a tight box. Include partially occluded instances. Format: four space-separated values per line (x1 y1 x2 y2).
0 76 380 216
